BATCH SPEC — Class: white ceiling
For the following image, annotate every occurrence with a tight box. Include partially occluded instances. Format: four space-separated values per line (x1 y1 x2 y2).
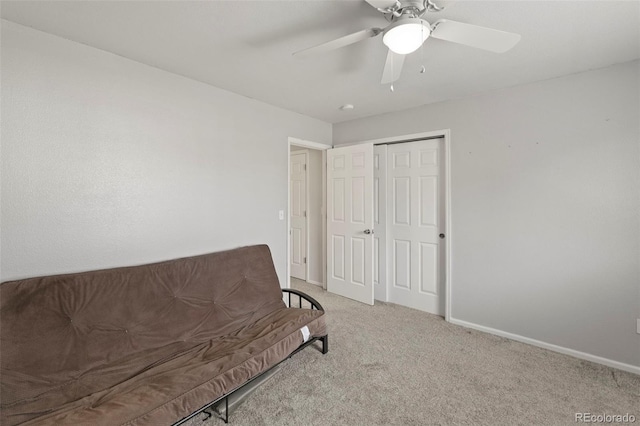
2 1 639 123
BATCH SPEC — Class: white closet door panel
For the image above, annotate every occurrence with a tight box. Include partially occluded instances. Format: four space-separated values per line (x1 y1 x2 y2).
373 145 388 301
387 139 444 315
327 144 374 305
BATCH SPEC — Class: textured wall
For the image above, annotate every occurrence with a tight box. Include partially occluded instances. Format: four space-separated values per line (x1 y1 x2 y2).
334 61 640 368
1 21 331 284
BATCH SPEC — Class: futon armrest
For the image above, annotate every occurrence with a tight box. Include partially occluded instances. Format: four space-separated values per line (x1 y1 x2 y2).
282 288 324 312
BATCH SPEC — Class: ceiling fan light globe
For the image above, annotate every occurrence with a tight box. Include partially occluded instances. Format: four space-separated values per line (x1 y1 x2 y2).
383 19 430 55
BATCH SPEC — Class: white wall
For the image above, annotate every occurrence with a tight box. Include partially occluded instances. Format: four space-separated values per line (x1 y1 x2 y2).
334 61 640 369
289 146 323 285
0 20 331 284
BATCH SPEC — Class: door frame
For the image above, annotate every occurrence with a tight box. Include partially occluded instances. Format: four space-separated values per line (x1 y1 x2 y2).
287 137 332 289
336 130 452 322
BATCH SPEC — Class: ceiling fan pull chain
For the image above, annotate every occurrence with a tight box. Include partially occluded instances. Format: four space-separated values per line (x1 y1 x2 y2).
390 55 395 91
420 24 426 74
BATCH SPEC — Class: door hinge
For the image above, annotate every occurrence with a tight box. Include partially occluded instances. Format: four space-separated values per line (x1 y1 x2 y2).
304 210 307 217
304 164 307 171
304 257 307 264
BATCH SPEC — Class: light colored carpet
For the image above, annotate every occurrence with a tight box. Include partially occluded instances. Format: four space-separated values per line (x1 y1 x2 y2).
186 279 639 425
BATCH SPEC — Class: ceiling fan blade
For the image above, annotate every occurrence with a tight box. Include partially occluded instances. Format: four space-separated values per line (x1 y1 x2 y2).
426 0 458 12
293 28 383 58
365 0 398 11
381 49 405 85
430 19 521 53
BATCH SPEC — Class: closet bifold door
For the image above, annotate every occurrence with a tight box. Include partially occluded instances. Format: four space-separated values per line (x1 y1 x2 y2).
386 138 445 316
373 144 388 302
326 144 375 306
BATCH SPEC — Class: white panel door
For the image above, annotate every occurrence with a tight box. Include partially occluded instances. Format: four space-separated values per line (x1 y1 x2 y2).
373 145 388 302
290 152 307 280
327 144 374 305
387 139 445 315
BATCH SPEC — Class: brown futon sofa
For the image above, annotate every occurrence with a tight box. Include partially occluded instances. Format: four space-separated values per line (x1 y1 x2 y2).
1 245 328 425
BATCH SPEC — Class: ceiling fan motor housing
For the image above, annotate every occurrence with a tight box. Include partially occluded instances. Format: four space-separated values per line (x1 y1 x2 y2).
400 0 427 9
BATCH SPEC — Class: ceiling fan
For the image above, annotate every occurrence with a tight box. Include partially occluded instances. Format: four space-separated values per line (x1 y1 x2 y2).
293 0 521 85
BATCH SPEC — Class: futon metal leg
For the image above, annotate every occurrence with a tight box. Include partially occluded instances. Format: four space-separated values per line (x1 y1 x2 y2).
320 335 328 354
224 396 228 424
202 408 212 421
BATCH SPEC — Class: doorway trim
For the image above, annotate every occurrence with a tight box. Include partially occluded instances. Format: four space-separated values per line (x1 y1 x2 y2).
336 130 452 322
287 137 332 290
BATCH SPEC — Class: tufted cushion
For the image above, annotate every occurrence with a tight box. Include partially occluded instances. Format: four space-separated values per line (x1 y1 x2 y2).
1 245 325 425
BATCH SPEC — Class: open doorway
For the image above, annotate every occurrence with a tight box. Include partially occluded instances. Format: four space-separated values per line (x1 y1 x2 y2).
290 149 308 281
287 138 331 289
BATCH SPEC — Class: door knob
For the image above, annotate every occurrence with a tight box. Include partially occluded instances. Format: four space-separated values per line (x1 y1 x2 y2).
439 233 445 239
364 229 373 235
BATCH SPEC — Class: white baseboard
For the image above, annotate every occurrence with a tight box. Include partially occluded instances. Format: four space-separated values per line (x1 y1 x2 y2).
305 279 323 287
449 318 640 375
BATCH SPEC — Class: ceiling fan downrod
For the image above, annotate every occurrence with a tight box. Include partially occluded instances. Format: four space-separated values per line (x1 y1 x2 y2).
381 0 448 19
380 1 428 20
